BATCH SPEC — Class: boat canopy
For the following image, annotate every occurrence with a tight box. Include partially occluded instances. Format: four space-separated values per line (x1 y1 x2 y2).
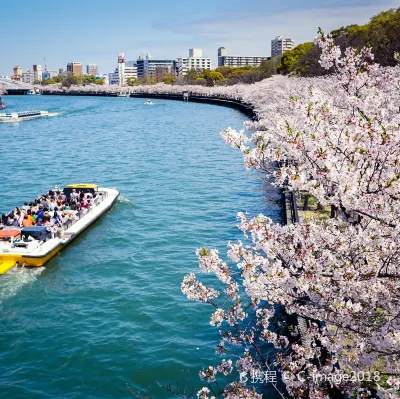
65 184 98 189
21 226 49 241
63 184 98 197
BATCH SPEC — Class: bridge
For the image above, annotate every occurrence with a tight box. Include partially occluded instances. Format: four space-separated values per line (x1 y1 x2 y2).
0 78 34 95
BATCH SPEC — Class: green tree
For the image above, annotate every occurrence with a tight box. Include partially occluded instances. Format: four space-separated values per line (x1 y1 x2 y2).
94 78 105 85
44 79 55 85
277 42 314 75
215 66 235 78
184 68 203 80
200 70 224 86
162 75 176 85
53 76 62 83
127 77 140 86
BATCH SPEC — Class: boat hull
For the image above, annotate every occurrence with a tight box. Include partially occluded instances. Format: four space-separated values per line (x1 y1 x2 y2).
0 247 61 273
0 187 119 274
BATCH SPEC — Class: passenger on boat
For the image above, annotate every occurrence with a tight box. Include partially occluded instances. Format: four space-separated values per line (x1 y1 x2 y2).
12 216 20 228
22 215 34 227
43 212 51 226
26 209 36 225
36 205 45 220
70 189 79 200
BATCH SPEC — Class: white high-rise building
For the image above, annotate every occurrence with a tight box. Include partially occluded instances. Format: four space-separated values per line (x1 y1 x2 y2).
124 66 137 81
189 48 203 58
117 53 125 85
176 48 211 76
217 47 268 67
271 36 295 58
86 64 98 75
111 54 138 85
33 65 42 82
22 70 35 84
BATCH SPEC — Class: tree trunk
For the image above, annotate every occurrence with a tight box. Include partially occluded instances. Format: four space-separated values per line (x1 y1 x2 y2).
303 194 309 211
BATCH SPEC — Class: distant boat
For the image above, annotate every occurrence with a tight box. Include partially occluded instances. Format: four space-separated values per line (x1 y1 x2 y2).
117 92 129 97
0 110 49 122
144 100 153 105
0 97 6 110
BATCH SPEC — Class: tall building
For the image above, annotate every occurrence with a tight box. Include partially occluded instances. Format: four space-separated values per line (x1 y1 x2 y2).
217 47 269 67
67 62 83 77
218 47 227 58
176 48 211 76
22 70 35 84
109 70 119 85
136 54 176 79
42 70 58 80
33 65 42 82
189 48 203 58
124 66 137 81
271 36 295 58
86 64 98 75
11 65 22 80
109 54 137 85
117 53 125 85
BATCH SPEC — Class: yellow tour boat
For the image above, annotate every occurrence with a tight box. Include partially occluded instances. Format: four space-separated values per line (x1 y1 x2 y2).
0 184 119 274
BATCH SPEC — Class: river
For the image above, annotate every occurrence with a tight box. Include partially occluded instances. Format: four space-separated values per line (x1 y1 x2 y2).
0 95 281 398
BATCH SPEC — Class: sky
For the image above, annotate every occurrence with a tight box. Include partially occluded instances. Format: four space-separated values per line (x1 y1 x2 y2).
1 0 399 76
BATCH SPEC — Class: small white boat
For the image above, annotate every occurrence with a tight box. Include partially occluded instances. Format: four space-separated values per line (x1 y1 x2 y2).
0 110 49 122
144 100 153 105
117 92 129 97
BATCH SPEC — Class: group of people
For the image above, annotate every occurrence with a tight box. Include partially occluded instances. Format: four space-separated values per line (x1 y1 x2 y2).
0 188 99 239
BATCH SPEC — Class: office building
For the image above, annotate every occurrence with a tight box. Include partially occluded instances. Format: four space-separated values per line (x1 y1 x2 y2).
217 47 269 67
271 36 295 58
176 48 211 76
11 65 22 80
124 66 137 81
117 53 125 85
108 54 137 85
110 65 138 85
109 69 119 85
86 64 98 75
136 54 176 79
42 69 61 81
33 65 42 82
67 62 83 77
22 70 35 84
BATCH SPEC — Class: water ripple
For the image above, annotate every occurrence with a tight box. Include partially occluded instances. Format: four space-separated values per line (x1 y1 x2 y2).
0 95 281 399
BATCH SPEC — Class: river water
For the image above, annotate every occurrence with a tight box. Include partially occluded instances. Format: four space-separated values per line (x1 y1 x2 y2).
0 95 281 398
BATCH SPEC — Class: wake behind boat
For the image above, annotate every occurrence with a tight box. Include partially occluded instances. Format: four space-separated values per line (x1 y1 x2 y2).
0 110 49 122
0 184 119 274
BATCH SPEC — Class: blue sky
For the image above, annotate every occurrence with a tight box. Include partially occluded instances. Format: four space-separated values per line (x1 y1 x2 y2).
1 0 399 76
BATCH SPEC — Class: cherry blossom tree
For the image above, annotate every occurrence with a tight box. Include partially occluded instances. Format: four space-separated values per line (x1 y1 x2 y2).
182 33 400 399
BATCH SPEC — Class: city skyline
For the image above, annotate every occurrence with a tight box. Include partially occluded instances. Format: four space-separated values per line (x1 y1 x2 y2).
1 0 399 76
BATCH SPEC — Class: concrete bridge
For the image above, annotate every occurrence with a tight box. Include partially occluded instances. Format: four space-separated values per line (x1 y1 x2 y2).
0 78 34 94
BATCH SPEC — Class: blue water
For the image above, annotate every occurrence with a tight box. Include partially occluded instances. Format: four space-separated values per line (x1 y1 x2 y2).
0 95 282 398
